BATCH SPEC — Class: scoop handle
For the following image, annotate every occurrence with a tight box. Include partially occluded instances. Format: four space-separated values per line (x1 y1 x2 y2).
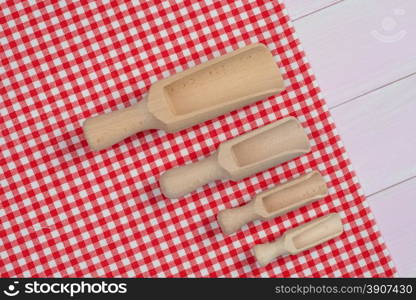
252 238 287 266
83 99 160 151
217 201 259 235
160 153 227 198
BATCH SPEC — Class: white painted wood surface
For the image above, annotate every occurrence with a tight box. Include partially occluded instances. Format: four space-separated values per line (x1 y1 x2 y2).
284 0 342 20
285 0 416 276
292 0 416 108
368 178 416 277
331 74 416 195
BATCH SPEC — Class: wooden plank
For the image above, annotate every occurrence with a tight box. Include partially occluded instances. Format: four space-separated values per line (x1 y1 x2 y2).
284 0 342 20
293 0 416 107
368 177 416 277
331 74 416 196
286 0 416 275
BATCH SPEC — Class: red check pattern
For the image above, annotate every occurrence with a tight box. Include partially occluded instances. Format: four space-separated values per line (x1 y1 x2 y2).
0 0 396 277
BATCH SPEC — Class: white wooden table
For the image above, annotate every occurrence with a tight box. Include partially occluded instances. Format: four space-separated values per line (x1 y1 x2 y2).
284 0 416 277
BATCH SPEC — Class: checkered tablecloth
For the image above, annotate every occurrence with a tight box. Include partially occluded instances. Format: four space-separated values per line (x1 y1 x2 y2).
0 0 396 277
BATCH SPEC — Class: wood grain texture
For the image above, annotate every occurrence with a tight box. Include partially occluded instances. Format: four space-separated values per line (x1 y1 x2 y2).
368 177 416 277
293 0 416 107
284 0 342 20
331 74 416 196
286 0 416 276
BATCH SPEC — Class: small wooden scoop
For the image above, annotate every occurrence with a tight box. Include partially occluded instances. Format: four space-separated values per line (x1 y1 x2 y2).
253 213 343 266
83 44 284 151
160 117 311 198
218 171 328 235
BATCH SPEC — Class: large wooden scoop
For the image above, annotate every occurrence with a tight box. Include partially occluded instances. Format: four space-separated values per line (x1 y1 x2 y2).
218 171 328 235
160 117 311 198
253 213 343 266
83 44 284 151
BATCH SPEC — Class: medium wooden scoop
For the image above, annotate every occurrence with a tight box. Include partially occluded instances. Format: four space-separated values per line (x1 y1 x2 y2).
160 117 311 198
83 43 284 151
253 213 343 266
218 171 328 235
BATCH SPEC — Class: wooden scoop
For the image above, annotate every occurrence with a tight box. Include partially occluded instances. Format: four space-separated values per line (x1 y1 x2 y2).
83 43 284 151
160 117 311 198
218 171 328 235
253 213 343 266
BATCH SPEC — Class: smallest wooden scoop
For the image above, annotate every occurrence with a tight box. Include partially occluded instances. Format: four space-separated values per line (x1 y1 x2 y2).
218 171 328 235
160 117 311 198
252 213 343 266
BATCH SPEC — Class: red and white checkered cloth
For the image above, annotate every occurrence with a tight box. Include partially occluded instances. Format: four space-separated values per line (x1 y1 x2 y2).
0 0 396 277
